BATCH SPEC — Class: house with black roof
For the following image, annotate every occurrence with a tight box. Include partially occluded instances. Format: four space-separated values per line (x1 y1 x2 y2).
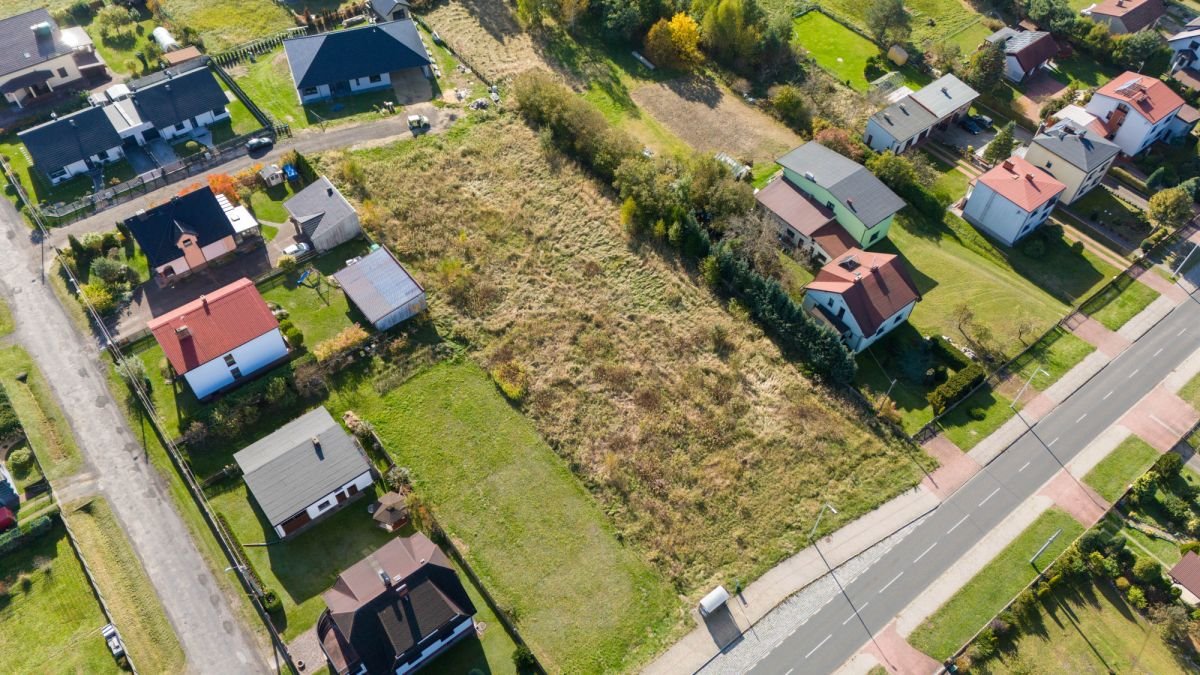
18 106 123 185
282 19 430 105
124 186 241 285
317 533 477 675
0 8 107 110
121 63 231 143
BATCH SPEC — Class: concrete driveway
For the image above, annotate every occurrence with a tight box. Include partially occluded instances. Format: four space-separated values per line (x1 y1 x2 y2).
937 119 1035 159
145 138 178 166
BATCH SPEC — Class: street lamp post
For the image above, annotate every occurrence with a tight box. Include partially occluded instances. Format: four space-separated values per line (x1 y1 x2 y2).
1010 365 1048 432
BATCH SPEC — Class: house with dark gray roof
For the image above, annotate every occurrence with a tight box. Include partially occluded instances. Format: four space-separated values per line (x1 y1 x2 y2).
234 406 374 539
764 142 906 254
333 247 426 331
317 533 476 675
0 8 107 110
18 105 123 185
284 176 361 253
986 29 1058 82
283 19 430 105
124 186 241 284
908 74 979 124
122 64 231 142
369 0 411 21
864 97 939 154
1024 120 1121 204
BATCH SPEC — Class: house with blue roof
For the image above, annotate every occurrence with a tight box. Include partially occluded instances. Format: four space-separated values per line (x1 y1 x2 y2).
282 19 431 105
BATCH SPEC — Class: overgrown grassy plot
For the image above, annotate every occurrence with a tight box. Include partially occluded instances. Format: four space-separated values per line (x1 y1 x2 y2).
161 0 294 52
322 114 928 668
0 522 120 674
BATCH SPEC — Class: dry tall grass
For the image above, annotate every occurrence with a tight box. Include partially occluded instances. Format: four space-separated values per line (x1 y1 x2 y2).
321 114 926 591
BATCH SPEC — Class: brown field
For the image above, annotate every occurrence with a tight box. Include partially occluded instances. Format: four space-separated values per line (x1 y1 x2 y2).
322 113 927 592
631 77 803 163
422 0 554 82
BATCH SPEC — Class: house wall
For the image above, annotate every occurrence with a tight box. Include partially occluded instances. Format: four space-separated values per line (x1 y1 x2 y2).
1023 143 1113 204
349 72 391 93
309 212 363 253
801 288 916 352
396 616 475 675
271 469 374 538
1087 93 1180 155
298 83 332 105
781 168 893 247
1004 55 1026 82
153 234 236 278
182 328 289 399
962 182 1059 246
1 53 86 108
864 118 900 153
45 145 124 184
374 290 427 331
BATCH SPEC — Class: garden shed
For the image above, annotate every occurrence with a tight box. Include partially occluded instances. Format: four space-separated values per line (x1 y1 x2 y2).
332 247 426 331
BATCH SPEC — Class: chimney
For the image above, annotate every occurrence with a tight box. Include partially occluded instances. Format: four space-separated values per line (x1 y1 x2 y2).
378 570 391 587
200 295 208 311
175 325 190 338
941 86 949 96
853 271 862 282
311 436 323 459
1002 159 1014 172
326 186 333 197
1025 173 1035 182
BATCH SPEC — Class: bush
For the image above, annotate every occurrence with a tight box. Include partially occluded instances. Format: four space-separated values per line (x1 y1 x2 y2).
277 255 298 274
929 335 971 369
1133 556 1163 585
490 360 529 402
0 514 54 556
1021 236 1046 259
261 589 282 613
0 387 19 439
512 645 538 672
313 324 370 363
118 357 150 392
80 283 117 314
1110 166 1147 194
929 363 986 413
1158 491 1191 526
863 53 890 81
972 626 998 660
284 327 304 349
968 407 986 421
1152 452 1184 479
7 448 33 476
1127 586 1147 610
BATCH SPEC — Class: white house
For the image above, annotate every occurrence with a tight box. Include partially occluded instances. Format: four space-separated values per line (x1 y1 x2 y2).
284 176 361 253
1081 0 1164 34
147 278 289 399
801 248 921 353
961 156 1066 246
864 74 979 153
1168 19 1200 73
985 28 1059 83
0 8 107 110
234 406 374 539
1085 72 1187 156
283 19 430 105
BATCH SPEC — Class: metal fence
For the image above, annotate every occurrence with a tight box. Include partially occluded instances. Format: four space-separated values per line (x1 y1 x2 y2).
208 26 312 68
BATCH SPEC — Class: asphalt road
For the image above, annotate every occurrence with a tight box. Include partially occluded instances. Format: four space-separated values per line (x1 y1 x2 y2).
750 292 1200 674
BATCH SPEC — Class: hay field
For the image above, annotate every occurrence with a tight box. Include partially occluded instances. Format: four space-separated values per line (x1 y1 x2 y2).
323 113 927 591
632 77 804 163
162 0 294 52
422 0 554 82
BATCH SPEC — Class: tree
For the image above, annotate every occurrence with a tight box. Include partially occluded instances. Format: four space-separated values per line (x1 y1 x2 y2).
952 303 974 341
599 0 647 39
983 122 1017 164
769 85 810 132
94 4 134 37
1112 30 1164 70
865 0 910 46
207 173 239 204
964 43 1004 93
867 153 918 192
697 0 764 70
645 13 704 70
925 40 962 73
813 127 863 161
89 257 125 285
1148 187 1193 231
1025 0 1077 34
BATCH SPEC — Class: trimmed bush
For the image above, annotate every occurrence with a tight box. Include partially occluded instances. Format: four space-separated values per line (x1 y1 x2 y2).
929 363 986 413
0 386 19 439
1110 166 1148 194
512 645 538 672
929 335 972 370
7 447 33 475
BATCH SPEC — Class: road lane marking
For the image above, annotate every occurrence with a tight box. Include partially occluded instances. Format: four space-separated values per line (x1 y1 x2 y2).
1049 437 1059 447
948 514 970 534
1103 390 1113 400
1180 328 1189 336
979 488 1000 507
1019 460 1031 472
842 602 868 625
879 572 903 594
1129 369 1140 378
1154 348 1164 357
785 669 794 675
914 542 937 563
1076 413 1088 423
805 635 832 659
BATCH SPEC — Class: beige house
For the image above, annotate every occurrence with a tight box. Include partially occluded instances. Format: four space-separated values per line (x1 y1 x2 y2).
1025 121 1122 205
0 9 106 109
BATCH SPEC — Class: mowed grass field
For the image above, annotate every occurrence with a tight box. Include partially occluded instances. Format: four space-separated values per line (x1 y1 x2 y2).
161 0 294 52
0 522 120 674
1083 435 1159 503
791 12 930 92
319 114 930 668
772 0 989 51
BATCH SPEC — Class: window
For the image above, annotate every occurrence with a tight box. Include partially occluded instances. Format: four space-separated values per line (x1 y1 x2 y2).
223 354 237 366
49 168 68 180
368 74 382 83
826 297 834 308
302 87 318 97
865 134 873 146
181 239 193 247
868 230 881 243
230 367 243 380
317 499 332 510
57 67 67 78
212 107 224 117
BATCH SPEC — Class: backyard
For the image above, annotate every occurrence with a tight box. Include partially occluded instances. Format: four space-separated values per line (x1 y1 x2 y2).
1067 187 1150 245
910 507 1084 661
0 522 121 674
161 0 294 52
1083 435 1160 503
778 0 991 50
791 12 928 92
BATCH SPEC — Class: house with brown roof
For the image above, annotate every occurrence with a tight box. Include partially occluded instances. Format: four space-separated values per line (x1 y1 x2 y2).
961 156 1066 246
801 249 921 352
1169 550 1200 603
147 278 288 399
1084 72 1188 156
1081 0 1164 34
986 29 1059 82
317 533 477 675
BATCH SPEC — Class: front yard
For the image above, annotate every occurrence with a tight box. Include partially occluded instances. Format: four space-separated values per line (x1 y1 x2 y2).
1084 276 1160 331
0 133 136 208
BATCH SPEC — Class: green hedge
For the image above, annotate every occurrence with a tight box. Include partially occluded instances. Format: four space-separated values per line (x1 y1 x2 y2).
0 384 19 439
1109 167 1147 195
0 514 55 556
930 363 986 414
929 335 972 370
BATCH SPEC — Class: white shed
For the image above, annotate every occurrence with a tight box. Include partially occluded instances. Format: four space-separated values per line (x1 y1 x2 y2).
151 26 180 52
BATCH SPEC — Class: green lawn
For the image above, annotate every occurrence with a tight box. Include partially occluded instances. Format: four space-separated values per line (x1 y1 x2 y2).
162 0 294 52
927 153 972 205
322 360 677 673
941 384 1016 450
1086 278 1160 331
248 182 295 223
1083 435 1160 503
1069 187 1149 240
910 508 1084 661
784 0 986 52
793 12 884 92
259 239 371 345
0 522 120 674
73 231 151 286
85 16 158 77
0 345 82 480
1009 327 1096 393
1179 370 1200 409
209 481 397 640
232 48 404 130
1047 52 1117 89
777 250 814 301
62 498 185 674
0 134 135 208
980 576 1187 674
0 296 12 336
6 439 44 492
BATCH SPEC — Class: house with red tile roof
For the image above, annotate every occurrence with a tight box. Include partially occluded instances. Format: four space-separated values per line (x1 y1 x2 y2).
986 29 1059 82
961 156 1066 246
1085 72 1190 156
801 249 921 352
147 278 288 399
1081 0 1163 34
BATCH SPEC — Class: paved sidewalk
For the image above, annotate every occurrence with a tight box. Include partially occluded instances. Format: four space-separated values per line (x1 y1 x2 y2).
1118 294 1179 341
921 436 980 499
862 621 940 675
1119 385 1199 451
1070 316 1131 357
1037 471 1108 526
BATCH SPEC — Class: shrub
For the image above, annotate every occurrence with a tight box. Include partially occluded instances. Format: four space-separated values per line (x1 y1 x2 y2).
262 589 282 613
968 407 986 421
972 626 998 660
1182 541 1200 555
1110 166 1147 194
277 255 298 274
512 645 538 672
1021 236 1046 259
284 326 304 349
1158 491 1191 526
863 53 890 81
0 387 19 439
384 465 411 492
644 13 703 70
1127 586 1147 610
313 324 370 363
1152 452 1184 479
80 283 117 314
929 335 972 369
118 357 150 392
1133 556 1163 585
490 360 529 402
929 363 985 413
7 448 33 476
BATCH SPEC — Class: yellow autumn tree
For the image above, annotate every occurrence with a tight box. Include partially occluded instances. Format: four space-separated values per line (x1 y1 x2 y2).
645 13 703 71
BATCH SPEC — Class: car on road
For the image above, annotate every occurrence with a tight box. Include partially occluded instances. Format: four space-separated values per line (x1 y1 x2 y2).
246 137 273 152
282 242 311 257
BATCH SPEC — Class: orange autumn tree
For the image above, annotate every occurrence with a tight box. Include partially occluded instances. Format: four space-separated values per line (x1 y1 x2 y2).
207 173 239 204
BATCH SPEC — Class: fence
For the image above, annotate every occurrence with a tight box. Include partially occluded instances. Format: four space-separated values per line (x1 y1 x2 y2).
208 26 313 68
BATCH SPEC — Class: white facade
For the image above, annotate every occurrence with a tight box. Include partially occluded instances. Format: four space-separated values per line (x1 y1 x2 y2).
961 182 1060 246
272 469 374 538
802 289 916 353
864 117 934 154
374 293 427 331
1023 143 1115 204
297 72 392 105
1 53 85 109
181 328 288 399
1003 55 1031 82
48 146 124 185
1086 93 1181 156
158 108 231 141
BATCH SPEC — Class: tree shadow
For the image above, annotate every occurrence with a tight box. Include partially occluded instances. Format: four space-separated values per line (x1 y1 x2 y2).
665 75 723 107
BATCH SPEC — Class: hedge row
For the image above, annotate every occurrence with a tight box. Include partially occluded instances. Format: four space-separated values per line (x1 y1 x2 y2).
1109 167 1147 195
930 363 985 414
0 384 19 439
0 514 54 556
929 335 972 370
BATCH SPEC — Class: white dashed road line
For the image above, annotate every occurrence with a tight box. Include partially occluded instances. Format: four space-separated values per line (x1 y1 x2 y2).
913 542 937 563
1048 437 1059 447
1076 413 1088 423
947 514 970 534
979 487 1000 507
842 602 868 625
879 572 903 594
805 635 832 659
1019 460 1031 472
1103 390 1113 400
1129 368 1140 379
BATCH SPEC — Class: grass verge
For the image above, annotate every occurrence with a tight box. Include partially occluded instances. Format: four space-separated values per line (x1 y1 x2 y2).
0 296 12 337
0 344 82 479
1086 278 1160 331
1083 435 1160 503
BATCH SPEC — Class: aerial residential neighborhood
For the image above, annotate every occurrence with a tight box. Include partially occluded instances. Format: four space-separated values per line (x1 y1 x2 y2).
4 0 1200 673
